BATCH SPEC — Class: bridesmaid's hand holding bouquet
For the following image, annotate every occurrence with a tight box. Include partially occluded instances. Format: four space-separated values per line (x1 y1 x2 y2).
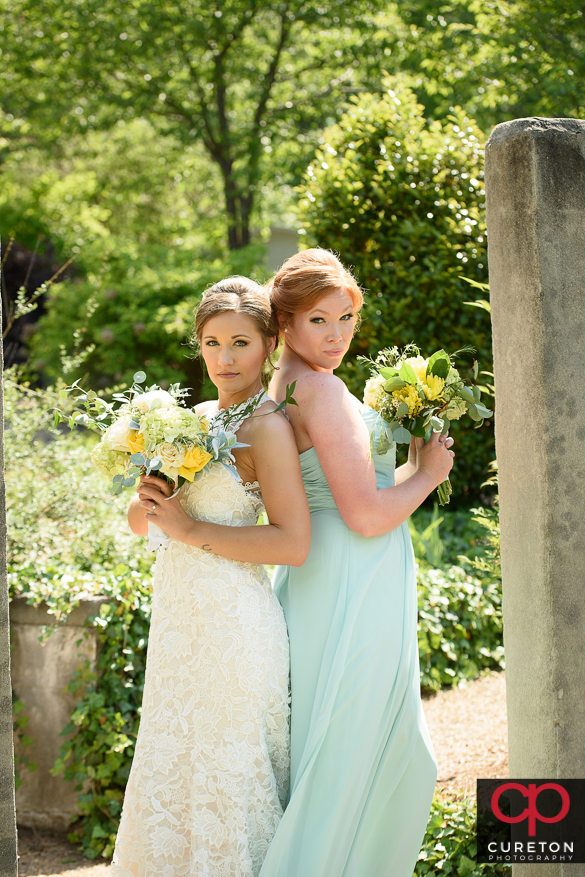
361 345 492 504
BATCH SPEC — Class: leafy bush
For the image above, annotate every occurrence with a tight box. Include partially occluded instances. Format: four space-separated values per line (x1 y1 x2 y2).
4 370 149 586
416 794 509 876
410 504 490 570
52 571 152 859
28 242 266 398
298 78 493 499
417 565 504 692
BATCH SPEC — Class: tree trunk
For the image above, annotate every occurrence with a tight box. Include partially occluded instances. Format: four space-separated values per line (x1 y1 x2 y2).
0 284 18 874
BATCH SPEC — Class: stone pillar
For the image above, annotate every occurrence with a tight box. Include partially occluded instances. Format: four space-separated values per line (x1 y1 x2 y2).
0 293 18 874
10 596 108 830
486 118 585 876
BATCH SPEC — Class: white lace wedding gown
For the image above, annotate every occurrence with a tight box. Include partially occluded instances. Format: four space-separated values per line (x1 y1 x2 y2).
110 460 290 877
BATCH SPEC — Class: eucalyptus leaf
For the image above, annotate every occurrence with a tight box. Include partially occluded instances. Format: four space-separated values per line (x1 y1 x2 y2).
396 401 409 418
474 403 493 419
459 386 476 404
472 385 481 402
430 416 444 431
112 474 124 483
111 483 122 495
133 371 147 383
123 477 136 487
128 421 140 431
149 458 162 470
393 426 412 444
467 403 482 422
130 453 146 465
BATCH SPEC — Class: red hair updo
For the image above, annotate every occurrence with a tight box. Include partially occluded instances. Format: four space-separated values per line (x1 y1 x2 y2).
267 248 363 328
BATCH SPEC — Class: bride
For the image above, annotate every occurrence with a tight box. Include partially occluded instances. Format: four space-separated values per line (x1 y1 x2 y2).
109 277 310 877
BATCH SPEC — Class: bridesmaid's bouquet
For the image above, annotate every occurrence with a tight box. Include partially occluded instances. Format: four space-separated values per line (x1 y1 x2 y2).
361 346 492 504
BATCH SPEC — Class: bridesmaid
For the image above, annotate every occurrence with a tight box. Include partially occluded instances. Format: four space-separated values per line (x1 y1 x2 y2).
261 249 454 877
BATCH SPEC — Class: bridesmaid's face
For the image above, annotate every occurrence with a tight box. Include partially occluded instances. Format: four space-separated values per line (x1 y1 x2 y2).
285 289 356 373
201 311 274 397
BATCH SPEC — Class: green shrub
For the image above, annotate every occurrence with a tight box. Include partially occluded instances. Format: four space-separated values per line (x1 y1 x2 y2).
417 565 504 692
52 571 152 859
410 505 490 570
28 242 266 398
298 78 493 500
4 370 148 583
416 794 509 876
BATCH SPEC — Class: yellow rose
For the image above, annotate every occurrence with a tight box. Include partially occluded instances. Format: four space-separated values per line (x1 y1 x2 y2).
178 445 213 482
127 430 145 455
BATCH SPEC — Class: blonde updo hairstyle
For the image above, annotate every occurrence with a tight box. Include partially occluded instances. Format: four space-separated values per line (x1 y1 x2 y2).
192 276 279 388
267 248 364 332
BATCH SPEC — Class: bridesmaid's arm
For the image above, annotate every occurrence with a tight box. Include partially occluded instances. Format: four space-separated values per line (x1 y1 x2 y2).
136 412 311 567
128 494 149 536
290 373 453 538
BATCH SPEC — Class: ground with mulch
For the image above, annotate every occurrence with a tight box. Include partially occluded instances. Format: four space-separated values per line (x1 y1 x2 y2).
16 670 508 877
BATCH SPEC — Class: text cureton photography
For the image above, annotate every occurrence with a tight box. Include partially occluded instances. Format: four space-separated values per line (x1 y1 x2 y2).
476 779 585 864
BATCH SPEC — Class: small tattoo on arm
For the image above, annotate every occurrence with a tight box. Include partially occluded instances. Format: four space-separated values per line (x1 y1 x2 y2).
201 543 212 552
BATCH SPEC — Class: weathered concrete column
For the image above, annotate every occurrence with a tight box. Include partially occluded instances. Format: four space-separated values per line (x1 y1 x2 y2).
0 295 18 874
10 596 109 830
486 118 585 876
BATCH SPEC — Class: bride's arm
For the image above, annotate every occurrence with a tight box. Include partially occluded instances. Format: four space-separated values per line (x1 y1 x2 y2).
290 373 453 537
134 413 311 566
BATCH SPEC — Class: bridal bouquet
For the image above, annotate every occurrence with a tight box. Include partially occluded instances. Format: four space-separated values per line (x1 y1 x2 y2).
55 371 245 548
362 346 492 504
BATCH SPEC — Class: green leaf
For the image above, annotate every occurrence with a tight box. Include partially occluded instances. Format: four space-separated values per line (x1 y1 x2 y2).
393 426 412 444
458 855 477 877
384 377 407 392
379 367 399 379
467 403 482 422
133 371 146 383
399 362 418 384
410 418 426 438
427 350 450 379
459 386 475 404
396 401 409 418
129 453 146 465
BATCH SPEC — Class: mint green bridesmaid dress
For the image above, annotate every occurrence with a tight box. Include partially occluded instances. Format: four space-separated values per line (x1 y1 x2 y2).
259 406 437 877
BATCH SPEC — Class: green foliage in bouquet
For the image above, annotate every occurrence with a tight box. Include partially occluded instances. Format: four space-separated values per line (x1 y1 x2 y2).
363 345 492 504
298 77 493 500
416 794 509 876
417 565 504 692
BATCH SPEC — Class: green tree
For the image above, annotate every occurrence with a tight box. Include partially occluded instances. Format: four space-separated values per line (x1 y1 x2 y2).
390 0 585 130
298 79 493 499
1 0 399 249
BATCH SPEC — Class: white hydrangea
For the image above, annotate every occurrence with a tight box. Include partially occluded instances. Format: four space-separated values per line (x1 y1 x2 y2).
91 440 126 479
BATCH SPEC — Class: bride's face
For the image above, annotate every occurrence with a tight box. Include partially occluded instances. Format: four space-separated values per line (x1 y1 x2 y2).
201 311 273 397
284 289 357 372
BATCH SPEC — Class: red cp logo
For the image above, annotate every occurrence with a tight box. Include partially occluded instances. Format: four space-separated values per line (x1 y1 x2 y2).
491 783 570 836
